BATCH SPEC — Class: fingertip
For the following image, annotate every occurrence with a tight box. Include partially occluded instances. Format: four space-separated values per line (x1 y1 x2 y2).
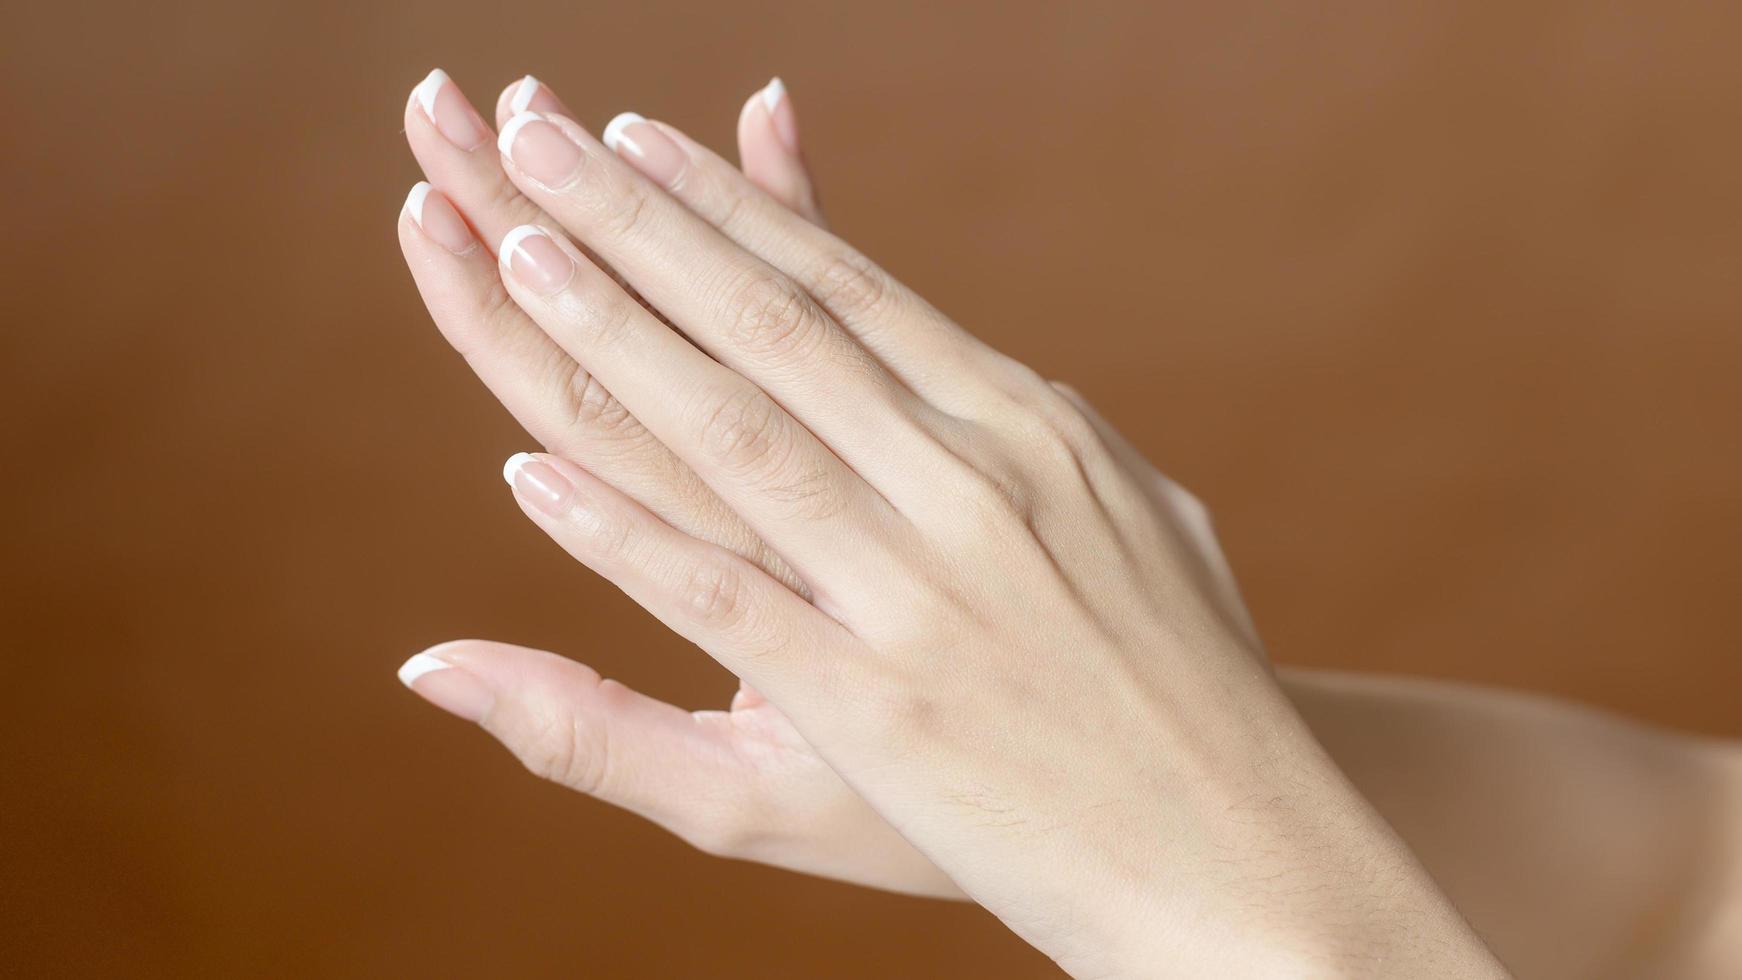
761 77 786 113
398 647 495 723
398 650 452 687
496 74 570 126
735 85 772 160
509 74 541 115
399 182 476 255
404 181 431 225
502 451 535 486
736 83 823 224
759 76 799 153
602 111 647 154
496 111 539 158
412 67 449 119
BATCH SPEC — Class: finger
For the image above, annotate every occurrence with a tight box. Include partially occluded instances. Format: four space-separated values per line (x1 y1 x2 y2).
495 111 943 489
494 228 915 603
397 182 797 591
397 639 771 856
399 639 966 897
405 69 555 254
735 77 825 226
497 452 868 710
600 103 1010 413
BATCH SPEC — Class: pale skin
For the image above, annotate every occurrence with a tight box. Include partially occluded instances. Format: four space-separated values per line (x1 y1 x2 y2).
394 70 1742 978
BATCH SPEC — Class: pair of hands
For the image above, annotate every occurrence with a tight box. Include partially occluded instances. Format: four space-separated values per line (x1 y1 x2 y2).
394 70 1504 976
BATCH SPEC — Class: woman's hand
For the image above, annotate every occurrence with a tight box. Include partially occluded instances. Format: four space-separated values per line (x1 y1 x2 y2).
396 73 1507 976
397 72 1241 907
398 69 965 898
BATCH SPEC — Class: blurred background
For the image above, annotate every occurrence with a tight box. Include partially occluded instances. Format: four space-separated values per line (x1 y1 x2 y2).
3 0 1739 975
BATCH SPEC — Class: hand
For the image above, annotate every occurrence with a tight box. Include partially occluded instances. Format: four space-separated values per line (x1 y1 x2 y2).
397 71 1258 904
397 74 1507 976
398 69 964 898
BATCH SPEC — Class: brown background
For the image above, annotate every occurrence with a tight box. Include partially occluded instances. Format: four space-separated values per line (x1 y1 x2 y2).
2 0 1738 976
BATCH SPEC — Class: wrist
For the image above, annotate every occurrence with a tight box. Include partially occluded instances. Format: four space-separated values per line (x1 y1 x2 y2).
1077 709 1506 979
1091 826 1508 980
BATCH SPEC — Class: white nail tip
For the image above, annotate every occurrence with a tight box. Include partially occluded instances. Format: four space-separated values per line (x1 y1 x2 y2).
510 75 540 114
497 111 540 157
761 77 786 113
414 68 449 118
602 112 646 155
502 451 535 486
498 225 546 266
398 652 452 688
404 181 431 225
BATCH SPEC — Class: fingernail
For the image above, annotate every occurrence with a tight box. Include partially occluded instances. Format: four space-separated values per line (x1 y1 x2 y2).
498 111 584 187
412 68 492 150
403 182 474 254
502 452 575 517
508 74 566 116
499 225 574 294
602 112 689 187
398 651 493 723
760 77 799 153
509 74 541 114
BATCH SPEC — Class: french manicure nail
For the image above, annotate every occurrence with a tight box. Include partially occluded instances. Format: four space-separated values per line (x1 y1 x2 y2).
503 452 575 517
398 651 493 723
498 111 584 186
510 74 541 114
761 77 799 152
412 68 492 150
761 77 786 113
399 651 452 686
499 225 574 294
602 112 689 187
403 182 474 254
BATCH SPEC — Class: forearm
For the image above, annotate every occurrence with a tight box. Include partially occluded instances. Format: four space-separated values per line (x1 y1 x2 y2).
1282 668 1742 978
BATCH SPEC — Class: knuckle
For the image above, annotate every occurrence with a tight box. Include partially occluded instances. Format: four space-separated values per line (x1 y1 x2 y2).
561 286 641 355
959 463 1033 525
998 357 1053 395
563 500 636 563
516 709 608 795
695 387 788 477
693 388 842 522
589 168 658 242
809 251 895 324
1007 391 1101 472
1048 379 1084 405
761 462 842 522
721 273 826 363
678 555 749 630
565 366 640 437
446 276 526 361
708 182 758 238
1163 477 1213 525
1038 401 1100 459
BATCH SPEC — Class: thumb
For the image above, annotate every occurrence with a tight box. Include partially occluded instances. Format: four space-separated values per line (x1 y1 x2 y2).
398 639 764 857
737 76 825 227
